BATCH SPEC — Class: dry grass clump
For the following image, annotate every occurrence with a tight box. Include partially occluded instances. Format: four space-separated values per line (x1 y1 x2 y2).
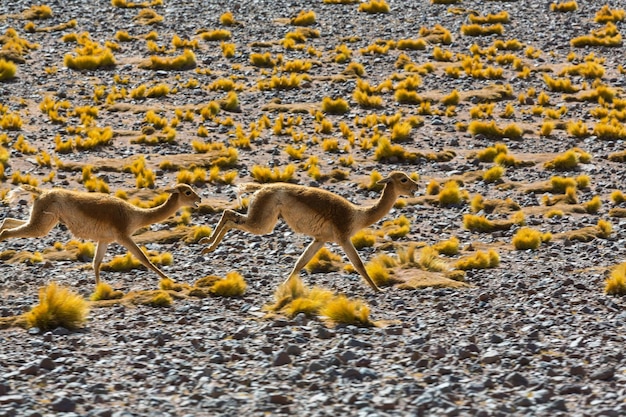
594 5 625 24
358 0 390 14
454 250 500 270
147 291 173 307
351 229 377 249
571 22 622 47
605 262 626 295
291 10 316 26
0 59 17 81
159 277 189 292
103 250 172 273
265 277 373 326
320 296 373 326
550 1 578 12
438 180 467 207
90 282 124 301
321 97 350 114
483 165 504 183
138 49 196 70
305 247 343 273
63 33 116 70
544 148 591 171
468 120 523 140
512 227 552 250
463 212 525 233
25 282 89 330
433 236 460 256
560 219 613 242
250 164 295 183
461 24 504 37
207 272 247 297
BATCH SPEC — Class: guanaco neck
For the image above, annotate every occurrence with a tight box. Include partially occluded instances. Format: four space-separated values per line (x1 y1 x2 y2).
137 194 181 228
358 184 399 229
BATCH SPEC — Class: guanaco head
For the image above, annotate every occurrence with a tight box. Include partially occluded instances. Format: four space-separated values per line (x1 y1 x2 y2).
377 171 419 196
167 183 202 207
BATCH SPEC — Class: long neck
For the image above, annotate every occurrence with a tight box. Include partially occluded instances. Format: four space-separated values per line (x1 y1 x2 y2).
137 195 181 228
357 184 398 229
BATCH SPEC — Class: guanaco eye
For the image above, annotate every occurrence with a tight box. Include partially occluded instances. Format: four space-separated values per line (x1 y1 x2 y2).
401 178 408 183
185 190 192 196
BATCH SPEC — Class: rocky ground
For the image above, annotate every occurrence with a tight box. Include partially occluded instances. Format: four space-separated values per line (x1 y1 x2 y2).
0 0 625 416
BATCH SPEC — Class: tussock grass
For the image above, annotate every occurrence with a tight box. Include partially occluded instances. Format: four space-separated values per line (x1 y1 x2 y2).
455 250 500 270
209 272 247 297
463 212 525 232
321 296 373 326
91 282 124 301
512 227 552 250
25 282 89 330
305 247 342 273
605 263 626 295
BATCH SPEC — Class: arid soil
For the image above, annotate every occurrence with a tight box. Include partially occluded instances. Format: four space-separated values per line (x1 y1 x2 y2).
0 0 625 416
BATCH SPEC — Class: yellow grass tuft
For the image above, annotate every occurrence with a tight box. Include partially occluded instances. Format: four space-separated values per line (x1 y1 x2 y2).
148 291 173 307
611 190 626 204
321 97 350 114
90 282 124 301
306 247 342 273
291 10 316 26
351 229 377 249
512 227 551 250
0 59 17 81
483 165 504 183
605 263 626 295
550 1 578 12
159 278 188 292
584 196 602 214
433 236 460 256
320 295 373 326
25 282 89 330
358 0 390 14
438 181 466 207
544 148 591 171
455 250 500 270
250 164 295 183
209 271 247 297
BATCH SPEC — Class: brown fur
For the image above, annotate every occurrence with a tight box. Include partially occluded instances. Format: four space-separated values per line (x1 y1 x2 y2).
201 171 419 292
0 184 201 286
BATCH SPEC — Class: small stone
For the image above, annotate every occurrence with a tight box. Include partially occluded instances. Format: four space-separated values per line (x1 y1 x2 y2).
19 362 39 376
569 364 586 376
308 360 326 372
0 395 24 405
315 326 334 340
52 327 70 336
273 351 291 366
549 399 568 412
51 396 76 412
558 384 584 395
590 366 614 381
285 345 302 356
384 325 403 336
39 357 56 371
341 367 363 380
89 408 113 417
232 326 249 340
269 394 292 405
481 350 501 364
504 372 528 387
0 383 9 396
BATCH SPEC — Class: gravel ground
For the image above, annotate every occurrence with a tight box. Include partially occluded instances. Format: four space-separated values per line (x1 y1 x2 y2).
0 0 625 416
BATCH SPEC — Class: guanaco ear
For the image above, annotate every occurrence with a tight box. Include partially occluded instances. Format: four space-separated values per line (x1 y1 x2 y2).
165 185 180 194
376 177 392 185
